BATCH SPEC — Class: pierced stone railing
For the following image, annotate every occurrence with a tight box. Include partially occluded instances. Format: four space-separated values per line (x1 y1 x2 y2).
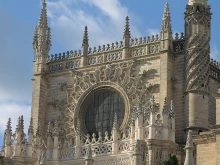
173 32 185 53
210 58 220 82
48 59 80 72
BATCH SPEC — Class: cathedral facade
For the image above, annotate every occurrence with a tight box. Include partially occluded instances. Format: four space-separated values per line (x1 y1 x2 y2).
2 0 220 164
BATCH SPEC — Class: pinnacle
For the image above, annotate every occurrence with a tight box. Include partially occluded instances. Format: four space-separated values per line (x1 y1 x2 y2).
82 26 89 47
162 97 169 115
6 118 12 133
124 16 130 38
38 0 48 28
150 95 155 113
16 116 21 131
163 2 170 20
170 100 175 118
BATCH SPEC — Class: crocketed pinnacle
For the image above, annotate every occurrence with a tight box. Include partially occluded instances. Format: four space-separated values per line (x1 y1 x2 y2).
170 100 175 118
20 115 24 133
82 26 89 47
16 116 21 132
28 118 34 134
161 2 172 33
150 95 156 114
5 118 12 133
162 97 169 115
124 16 131 38
38 0 48 28
53 120 59 137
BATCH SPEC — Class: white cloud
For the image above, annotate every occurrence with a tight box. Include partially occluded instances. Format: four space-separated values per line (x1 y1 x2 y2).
47 0 142 52
0 102 31 137
211 45 220 61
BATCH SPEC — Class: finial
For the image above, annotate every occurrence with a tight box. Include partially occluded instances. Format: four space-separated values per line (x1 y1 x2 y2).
85 144 93 159
150 95 155 114
28 118 34 134
124 16 131 38
82 26 89 47
112 113 118 130
162 97 169 115
170 100 175 118
53 120 59 137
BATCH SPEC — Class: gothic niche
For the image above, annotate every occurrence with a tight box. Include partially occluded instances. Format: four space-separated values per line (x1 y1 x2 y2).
80 87 125 135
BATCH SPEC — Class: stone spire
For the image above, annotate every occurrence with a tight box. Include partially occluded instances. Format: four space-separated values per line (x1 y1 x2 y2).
123 16 131 47
33 0 51 73
161 2 172 33
5 118 12 134
38 0 48 28
82 26 89 48
184 131 195 165
81 26 89 67
160 2 172 51
16 116 21 132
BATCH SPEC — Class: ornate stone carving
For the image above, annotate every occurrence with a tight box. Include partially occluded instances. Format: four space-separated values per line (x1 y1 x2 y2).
185 4 211 92
61 61 159 137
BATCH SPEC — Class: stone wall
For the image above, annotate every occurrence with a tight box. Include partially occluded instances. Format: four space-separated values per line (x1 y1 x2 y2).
196 142 216 165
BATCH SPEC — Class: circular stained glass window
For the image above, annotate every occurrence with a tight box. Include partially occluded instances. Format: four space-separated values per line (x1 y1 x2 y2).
85 88 125 135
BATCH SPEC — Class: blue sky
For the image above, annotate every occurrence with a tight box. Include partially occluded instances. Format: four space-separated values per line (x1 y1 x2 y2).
0 0 219 146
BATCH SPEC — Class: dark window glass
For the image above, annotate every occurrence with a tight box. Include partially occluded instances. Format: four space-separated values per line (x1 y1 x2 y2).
85 88 125 135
